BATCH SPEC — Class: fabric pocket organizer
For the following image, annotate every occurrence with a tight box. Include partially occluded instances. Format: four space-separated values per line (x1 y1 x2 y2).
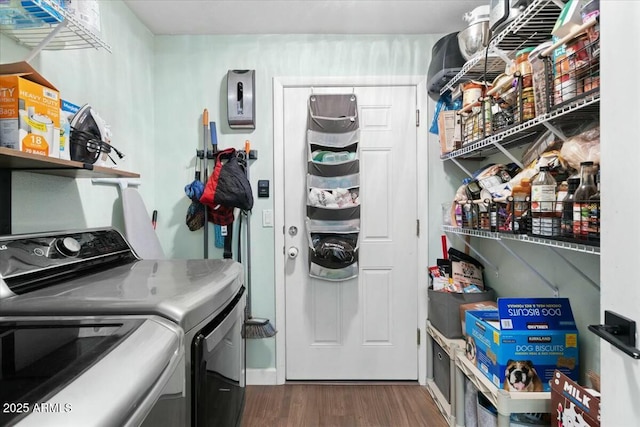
307 219 360 281
306 173 360 221
305 93 361 281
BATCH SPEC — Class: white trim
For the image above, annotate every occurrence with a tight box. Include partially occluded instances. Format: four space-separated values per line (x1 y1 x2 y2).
273 75 428 386
273 77 287 385
246 368 278 385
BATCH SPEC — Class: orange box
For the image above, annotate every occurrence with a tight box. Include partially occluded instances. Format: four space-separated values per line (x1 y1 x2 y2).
0 61 60 157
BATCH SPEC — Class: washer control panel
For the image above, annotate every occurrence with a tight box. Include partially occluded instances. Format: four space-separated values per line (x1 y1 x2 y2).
0 228 135 280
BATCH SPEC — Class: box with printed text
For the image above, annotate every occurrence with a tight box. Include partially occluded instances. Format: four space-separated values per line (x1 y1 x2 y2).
551 370 600 427
464 297 579 392
0 62 60 157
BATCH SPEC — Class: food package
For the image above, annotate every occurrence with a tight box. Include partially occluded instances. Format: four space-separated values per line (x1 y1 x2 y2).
560 125 600 170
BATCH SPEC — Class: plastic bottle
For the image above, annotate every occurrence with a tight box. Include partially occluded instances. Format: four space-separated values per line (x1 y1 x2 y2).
510 178 531 233
561 177 580 237
531 166 559 236
573 161 597 238
587 170 600 242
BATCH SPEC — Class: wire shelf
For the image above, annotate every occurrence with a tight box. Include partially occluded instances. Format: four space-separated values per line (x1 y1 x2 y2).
440 93 599 160
0 0 110 52
440 0 563 95
441 225 600 255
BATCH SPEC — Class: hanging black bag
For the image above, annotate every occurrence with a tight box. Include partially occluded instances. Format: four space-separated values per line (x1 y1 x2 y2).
200 148 254 216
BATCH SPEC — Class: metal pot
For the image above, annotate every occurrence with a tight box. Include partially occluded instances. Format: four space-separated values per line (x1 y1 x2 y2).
457 5 490 60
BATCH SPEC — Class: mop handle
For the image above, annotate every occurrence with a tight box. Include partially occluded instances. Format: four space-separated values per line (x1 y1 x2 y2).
244 140 253 316
202 109 209 259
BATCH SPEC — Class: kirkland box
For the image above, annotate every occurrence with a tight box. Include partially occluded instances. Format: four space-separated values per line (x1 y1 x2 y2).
464 297 579 392
0 62 60 157
428 287 496 338
551 370 600 427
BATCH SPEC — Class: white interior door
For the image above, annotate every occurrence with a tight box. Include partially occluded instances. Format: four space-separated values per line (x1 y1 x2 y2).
283 85 418 380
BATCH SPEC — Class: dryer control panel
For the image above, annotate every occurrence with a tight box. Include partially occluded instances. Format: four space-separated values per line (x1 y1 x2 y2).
0 228 137 294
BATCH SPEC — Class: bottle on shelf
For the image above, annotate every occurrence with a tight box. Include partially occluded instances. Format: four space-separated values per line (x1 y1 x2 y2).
573 161 598 239
510 178 531 233
561 176 580 238
531 166 560 237
556 181 569 216
587 170 601 242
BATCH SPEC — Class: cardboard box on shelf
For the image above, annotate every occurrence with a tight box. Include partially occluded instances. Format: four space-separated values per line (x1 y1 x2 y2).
0 62 60 157
551 370 600 427
438 110 460 154
459 301 497 336
465 297 579 392
59 99 81 161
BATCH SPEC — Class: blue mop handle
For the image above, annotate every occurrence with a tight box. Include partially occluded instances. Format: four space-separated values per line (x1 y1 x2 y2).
209 121 218 153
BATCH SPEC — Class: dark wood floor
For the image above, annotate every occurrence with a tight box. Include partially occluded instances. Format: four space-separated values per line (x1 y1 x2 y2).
241 383 448 427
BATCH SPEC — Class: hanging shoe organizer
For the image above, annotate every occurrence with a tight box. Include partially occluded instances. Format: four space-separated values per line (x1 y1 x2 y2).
306 94 360 281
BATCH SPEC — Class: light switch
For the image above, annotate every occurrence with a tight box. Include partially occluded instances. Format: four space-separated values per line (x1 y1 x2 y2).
262 209 273 227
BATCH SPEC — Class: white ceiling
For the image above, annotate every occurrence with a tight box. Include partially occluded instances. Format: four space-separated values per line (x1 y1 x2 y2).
123 0 489 35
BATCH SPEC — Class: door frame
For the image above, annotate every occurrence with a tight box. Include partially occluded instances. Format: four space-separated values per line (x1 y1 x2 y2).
273 76 430 385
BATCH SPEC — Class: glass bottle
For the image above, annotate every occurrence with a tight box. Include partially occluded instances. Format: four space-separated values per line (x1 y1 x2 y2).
588 170 601 242
573 161 598 239
531 166 559 236
561 177 580 238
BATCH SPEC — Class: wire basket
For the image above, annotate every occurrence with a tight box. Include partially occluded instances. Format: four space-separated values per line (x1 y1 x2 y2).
547 30 600 110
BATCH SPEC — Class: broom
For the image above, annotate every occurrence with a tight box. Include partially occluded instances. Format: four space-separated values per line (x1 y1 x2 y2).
241 140 277 339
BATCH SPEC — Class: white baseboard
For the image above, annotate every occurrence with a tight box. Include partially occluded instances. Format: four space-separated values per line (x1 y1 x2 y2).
246 368 278 385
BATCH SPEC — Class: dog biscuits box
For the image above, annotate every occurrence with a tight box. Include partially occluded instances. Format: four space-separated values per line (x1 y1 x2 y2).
0 62 60 157
464 297 579 392
551 370 600 427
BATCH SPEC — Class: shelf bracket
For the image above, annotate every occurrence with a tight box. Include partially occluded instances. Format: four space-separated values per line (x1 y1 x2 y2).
495 239 559 296
450 158 474 177
24 19 69 63
542 121 568 142
0 169 10 235
489 139 524 169
449 232 499 274
492 48 513 67
549 247 600 291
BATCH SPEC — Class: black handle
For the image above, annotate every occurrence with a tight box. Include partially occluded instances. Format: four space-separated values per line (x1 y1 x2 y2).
589 310 640 360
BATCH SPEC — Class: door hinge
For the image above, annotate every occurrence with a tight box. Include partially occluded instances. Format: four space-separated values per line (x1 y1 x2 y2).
417 328 421 346
416 219 420 237
416 109 420 127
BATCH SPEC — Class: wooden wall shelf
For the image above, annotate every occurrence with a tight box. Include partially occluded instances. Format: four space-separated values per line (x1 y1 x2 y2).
0 148 139 178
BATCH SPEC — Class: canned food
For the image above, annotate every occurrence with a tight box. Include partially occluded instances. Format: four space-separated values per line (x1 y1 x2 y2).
566 34 591 71
554 73 577 105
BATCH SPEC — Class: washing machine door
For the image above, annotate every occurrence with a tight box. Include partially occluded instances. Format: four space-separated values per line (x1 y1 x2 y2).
0 315 184 427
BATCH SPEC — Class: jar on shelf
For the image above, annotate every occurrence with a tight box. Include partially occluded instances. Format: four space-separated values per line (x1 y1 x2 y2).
520 87 536 121
462 81 490 110
516 47 534 88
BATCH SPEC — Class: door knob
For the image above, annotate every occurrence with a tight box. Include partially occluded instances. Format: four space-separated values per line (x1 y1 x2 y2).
288 247 299 259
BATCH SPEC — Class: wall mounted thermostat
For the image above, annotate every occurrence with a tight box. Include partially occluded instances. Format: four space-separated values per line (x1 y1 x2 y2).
227 69 255 129
258 180 269 198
